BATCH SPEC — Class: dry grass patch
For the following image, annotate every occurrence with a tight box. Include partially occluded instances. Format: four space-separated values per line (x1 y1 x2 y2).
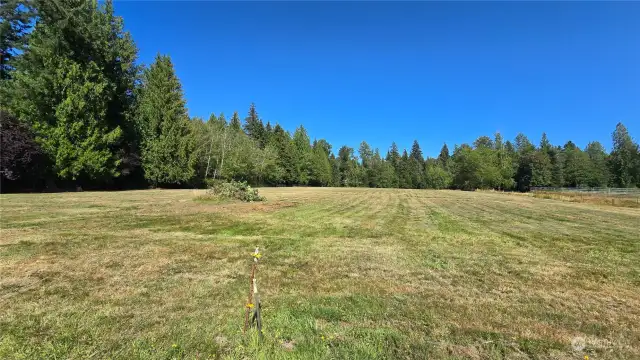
1 187 639 359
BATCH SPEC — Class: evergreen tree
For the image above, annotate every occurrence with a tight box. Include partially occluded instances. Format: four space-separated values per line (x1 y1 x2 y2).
0 0 34 80
409 140 425 188
6 0 138 184
437 143 450 168
473 136 494 149
264 121 273 143
309 142 332 186
243 102 266 148
585 141 609 187
229 111 242 132
337 145 362 187
514 133 536 190
135 54 195 186
526 134 553 187
315 139 332 158
387 142 401 170
409 140 424 162
530 152 552 187
609 122 638 187
515 133 535 154
539 133 552 153
292 125 312 185
269 124 295 185
549 146 565 187
397 150 412 188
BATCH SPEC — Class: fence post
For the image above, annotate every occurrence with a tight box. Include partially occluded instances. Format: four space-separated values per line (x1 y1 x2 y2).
243 247 263 339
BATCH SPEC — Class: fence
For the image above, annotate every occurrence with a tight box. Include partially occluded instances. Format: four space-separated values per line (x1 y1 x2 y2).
530 187 640 195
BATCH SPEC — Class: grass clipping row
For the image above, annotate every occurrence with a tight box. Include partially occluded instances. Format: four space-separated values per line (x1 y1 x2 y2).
203 180 266 202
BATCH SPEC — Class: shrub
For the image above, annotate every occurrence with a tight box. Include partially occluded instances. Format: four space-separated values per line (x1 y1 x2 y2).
206 180 266 202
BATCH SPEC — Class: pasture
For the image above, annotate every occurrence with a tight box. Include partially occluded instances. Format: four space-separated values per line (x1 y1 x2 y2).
1 188 639 359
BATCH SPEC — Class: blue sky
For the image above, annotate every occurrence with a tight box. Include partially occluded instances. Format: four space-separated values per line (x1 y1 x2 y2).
114 1 639 157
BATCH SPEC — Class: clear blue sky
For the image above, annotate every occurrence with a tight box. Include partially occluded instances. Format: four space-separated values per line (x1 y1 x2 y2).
114 1 639 157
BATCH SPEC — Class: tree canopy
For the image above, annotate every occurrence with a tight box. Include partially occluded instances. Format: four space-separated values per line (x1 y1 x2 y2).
2 0 639 192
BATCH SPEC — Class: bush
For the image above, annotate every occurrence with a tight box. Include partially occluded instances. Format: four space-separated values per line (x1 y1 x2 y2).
206 180 265 202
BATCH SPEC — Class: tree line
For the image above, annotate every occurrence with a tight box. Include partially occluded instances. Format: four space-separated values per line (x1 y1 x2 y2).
2 0 639 192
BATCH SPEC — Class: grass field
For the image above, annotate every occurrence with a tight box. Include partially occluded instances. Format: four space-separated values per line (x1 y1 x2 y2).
1 188 639 359
530 191 640 209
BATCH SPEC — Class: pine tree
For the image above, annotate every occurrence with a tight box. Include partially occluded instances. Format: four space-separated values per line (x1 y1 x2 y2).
264 121 273 143
135 54 195 186
409 140 425 188
0 0 34 80
292 125 312 185
229 111 242 132
397 150 412 188
609 122 638 187
438 143 450 168
539 133 552 153
515 133 535 155
387 142 401 170
529 133 553 187
409 140 424 163
269 124 295 185
514 133 536 190
244 103 266 148
6 0 138 184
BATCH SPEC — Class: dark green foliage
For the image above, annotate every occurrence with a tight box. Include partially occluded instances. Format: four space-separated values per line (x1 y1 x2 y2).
292 125 312 185
387 142 401 170
5 0 137 183
425 159 452 189
562 141 590 187
452 145 483 190
409 140 425 188
2 1 637 193
309 141 332 186
229 111 242 132
0 110 44 187
269 124 295 185
135 54 195 186
437 143 450 168
0 0 34 80
243 103 267 148
397 150 412 189
337 145 362 187
585 142 609 187
609 123 638 187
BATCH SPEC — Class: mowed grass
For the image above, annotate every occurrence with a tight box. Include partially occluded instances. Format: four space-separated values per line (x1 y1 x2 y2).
1 188 639 359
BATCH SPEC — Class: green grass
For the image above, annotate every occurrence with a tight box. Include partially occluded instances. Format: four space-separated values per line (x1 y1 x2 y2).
1 188 639 359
